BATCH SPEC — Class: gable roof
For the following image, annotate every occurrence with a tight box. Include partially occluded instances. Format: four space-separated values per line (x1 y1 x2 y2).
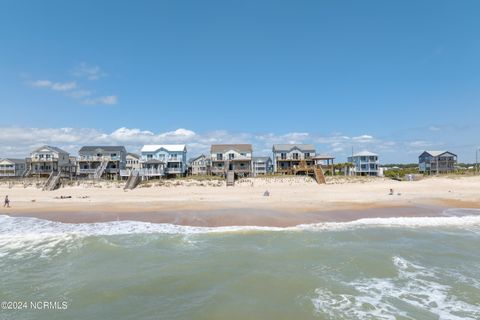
252 156 271 162
141 145 186 153
352 151 378 157
79 146 127 153
0 158 26 164
421 150 457 157
127 153 140 159
32 145 69 155
211 144 252 153
189 154 209 163
272 144 316 153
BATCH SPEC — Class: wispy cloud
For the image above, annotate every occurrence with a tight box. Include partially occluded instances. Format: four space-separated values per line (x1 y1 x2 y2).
31 80 77 91
71 62 107 80
83 95 118 105
26 63 117 106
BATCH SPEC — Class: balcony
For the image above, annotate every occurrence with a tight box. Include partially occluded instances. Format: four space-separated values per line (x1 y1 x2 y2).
120 168 164 177
0 172 16 177
78 156 121 161
31 158 56 162
78 168 97 174
165 167 183 174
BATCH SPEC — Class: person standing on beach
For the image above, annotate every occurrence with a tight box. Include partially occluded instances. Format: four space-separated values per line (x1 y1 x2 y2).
4 195 10 208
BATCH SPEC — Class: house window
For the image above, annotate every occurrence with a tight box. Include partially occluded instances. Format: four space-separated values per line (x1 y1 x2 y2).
305 153 310 158
171 153 178 160
217 153 223 161
280 153 287 160
293 153 299 160
147 154 153 159
229 153 235 160
240 153 246 157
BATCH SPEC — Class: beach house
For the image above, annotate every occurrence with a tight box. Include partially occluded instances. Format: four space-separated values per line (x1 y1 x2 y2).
210 144 252 177
126 153 141 171
28 145 73 177
419 151 457 174
347 151 380 176
140 145 187 177
0 158 27 177
252 157 273 176
272 144 316 174
190 154 211 175
77 146 127 179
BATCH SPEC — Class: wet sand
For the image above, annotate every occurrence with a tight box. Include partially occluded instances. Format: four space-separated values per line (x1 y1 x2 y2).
2 203 464 227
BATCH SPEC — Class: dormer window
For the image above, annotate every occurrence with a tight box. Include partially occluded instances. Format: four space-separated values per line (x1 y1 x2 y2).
229 153 235 160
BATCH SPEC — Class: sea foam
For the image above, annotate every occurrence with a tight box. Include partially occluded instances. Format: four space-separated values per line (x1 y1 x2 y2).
1 209 480 238
312 256 480 319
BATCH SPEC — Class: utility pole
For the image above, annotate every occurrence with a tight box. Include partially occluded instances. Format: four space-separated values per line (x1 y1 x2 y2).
476 148 479 175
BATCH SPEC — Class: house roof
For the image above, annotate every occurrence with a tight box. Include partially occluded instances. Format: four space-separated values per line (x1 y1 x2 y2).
272 144 316 152
422 150 457 157
127 153 140 159
141 145 186 152
211 144 252 153
252 156 271 162
32 145 69 155
351 151 378 157
189 154 209 163
0 158 26 164
79 146 126 153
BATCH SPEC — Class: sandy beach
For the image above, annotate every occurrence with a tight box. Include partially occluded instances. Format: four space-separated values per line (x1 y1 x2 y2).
1 175 480 226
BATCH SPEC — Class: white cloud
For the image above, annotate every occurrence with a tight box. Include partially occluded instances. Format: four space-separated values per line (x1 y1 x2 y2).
31 80 77 91
352 134 374 143
0 127 458 163
72 62 107 80
83 95 118 105
26 63 117 105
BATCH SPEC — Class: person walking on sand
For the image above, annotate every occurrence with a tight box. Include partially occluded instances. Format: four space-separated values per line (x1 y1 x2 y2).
4 195 10 208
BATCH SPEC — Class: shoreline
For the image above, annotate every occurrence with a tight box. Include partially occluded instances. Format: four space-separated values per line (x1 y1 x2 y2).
2 201 478 227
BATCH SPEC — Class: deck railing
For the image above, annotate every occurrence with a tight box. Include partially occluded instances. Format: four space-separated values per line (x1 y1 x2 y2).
78 156 121 161
120 168 165 177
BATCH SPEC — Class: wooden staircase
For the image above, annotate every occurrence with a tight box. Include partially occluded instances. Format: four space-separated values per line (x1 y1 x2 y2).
94 160 109 179
124 171 141 190
226 171 235 186
313 166 326 184
43 171 62 191
22 167 31 177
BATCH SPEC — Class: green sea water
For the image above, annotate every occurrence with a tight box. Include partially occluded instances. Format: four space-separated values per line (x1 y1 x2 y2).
1 209 480 320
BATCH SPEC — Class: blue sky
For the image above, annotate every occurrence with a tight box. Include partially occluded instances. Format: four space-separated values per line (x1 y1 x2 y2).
1 0 479 162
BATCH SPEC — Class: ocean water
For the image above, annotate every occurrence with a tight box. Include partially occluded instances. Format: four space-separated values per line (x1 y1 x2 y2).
1 209 480 320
